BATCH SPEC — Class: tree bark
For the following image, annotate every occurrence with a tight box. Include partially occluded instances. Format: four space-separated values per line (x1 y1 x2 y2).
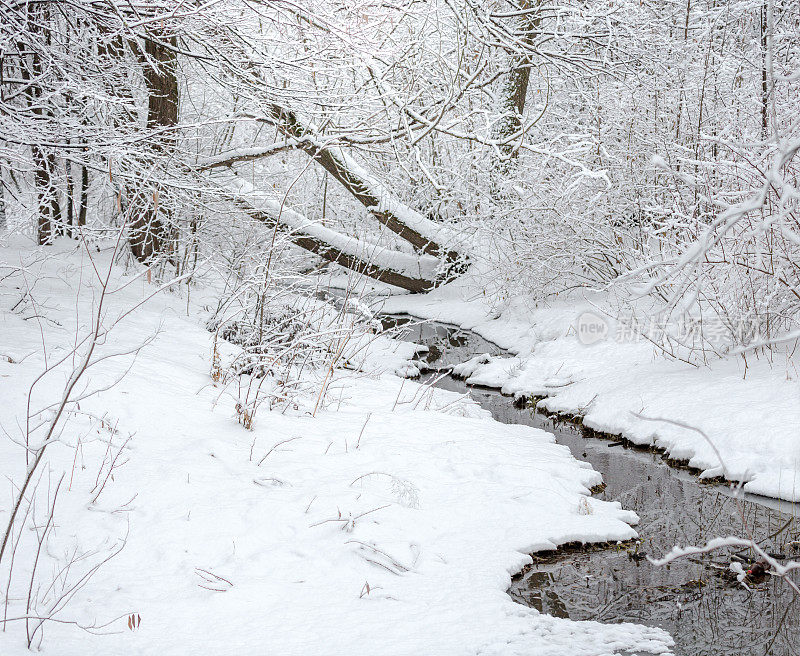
129 33 179 263
64 156 74 236
21 5 60 244
232 193 439 293
32 149 58 245
760 2 769 139
267 106 463 268
78 148 89 227
285 232 435 293
492 0 542 174
0 170 6 231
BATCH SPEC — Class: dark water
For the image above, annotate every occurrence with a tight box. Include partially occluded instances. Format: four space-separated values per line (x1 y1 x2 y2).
383 314 800 656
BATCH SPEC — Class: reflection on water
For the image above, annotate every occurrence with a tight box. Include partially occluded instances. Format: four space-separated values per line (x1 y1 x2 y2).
383 314 800 656
379 315 484 368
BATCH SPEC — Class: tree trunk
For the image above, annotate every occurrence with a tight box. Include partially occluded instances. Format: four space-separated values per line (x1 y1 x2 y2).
231 191 440 293
0 171 6 231
64 156 74 236
494 0 541 171
204 107 468 286
21 5 60 244
32 149 57 245
129 33 179 263
78 148 89 227
760 2 769 139
268 106 463 269
286 232 436 293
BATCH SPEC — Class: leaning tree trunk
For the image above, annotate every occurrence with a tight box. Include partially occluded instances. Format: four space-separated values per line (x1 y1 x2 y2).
129 32 178 264
208 105 468 285
267 106 464 268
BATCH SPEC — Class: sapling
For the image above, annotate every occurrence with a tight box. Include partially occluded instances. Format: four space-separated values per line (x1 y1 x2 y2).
0 227 190 646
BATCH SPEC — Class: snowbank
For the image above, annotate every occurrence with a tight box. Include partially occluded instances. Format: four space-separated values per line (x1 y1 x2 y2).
0 238 672 655
381 274 800 503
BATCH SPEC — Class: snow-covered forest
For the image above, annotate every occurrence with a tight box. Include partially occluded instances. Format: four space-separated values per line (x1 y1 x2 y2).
1 0 799 654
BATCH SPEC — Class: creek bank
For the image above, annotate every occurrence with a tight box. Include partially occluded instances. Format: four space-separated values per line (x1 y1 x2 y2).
384 314 800 656
435 337 772 507
380 287 800 503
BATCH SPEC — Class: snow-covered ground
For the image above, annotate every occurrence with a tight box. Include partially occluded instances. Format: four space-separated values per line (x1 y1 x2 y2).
0 239 673 655
381 275 800 504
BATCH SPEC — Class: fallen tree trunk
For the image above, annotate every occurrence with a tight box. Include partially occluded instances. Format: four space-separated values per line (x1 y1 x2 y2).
259 217 437 292
223 177 441 293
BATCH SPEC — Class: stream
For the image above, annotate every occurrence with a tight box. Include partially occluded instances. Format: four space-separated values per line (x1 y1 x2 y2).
383 314 800 656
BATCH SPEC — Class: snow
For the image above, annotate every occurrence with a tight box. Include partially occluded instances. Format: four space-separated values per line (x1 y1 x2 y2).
221 172 442 282
0 238 673 655
333 146 460 250
285 115 463 255
196 140 303 169
381 272 800 504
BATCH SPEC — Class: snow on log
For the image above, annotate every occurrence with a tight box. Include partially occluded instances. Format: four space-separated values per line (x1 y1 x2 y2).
196 141 301 170
221 177 441 293
248 202 440 293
